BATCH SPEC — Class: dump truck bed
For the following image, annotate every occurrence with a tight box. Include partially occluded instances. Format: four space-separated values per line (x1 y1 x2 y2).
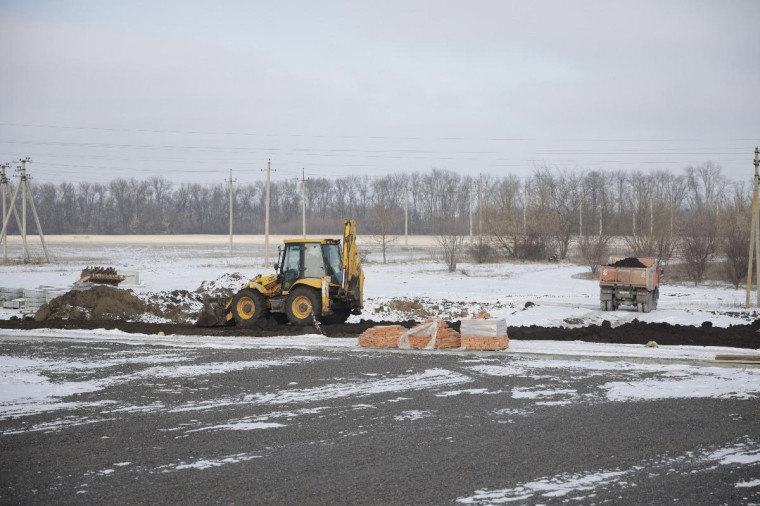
599 257 658 291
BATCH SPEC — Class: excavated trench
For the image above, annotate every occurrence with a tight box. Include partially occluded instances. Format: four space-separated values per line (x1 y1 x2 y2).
1 317 759 349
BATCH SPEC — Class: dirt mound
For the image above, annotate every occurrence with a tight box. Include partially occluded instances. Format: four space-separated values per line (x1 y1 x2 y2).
374 298 469 319
35 286 146 322
195 272 246 299
609 257 647 268
143 289 204 324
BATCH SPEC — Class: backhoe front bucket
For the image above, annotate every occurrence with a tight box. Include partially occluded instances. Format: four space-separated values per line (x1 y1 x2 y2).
195 297 230 327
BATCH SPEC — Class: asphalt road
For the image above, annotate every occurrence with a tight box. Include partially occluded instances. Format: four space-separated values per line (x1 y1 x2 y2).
1 336 759 505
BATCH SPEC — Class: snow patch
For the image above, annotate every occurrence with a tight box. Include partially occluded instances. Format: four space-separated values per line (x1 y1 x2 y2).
188 422 286 432
171 369 472 412
394 410 435 421
168 453 262 471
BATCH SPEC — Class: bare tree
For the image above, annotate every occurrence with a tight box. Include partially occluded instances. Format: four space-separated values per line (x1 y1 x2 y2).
533 166 581 259
680 208 718 285
721 186 751 288
437 229 465 272
368 178 403 264
577 234 611 274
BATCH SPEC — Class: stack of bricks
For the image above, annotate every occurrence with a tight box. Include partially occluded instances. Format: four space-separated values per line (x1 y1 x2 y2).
460 334 510 350
460 316 509 350
358 325 406 348
406 319 461 349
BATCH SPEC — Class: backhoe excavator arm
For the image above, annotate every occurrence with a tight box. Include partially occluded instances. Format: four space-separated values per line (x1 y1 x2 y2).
341 219 364 311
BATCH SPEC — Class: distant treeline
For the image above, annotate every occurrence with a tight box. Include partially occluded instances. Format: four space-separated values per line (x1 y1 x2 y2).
3 162 749 240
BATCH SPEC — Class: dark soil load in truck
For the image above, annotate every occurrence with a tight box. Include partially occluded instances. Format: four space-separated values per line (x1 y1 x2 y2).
599 256 660 313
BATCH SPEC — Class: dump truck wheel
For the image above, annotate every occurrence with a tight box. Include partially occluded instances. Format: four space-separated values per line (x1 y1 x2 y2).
232 289 266 326
642 293 653 313
285 287 321 326
321 308 351 324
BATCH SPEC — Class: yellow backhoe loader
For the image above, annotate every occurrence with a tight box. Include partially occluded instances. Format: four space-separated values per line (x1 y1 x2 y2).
196 219 364 327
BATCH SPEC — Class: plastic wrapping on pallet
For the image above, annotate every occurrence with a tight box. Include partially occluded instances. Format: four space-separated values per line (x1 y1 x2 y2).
460 319 507 337
398 319 461 349
460 317 509 350
398 320 438 349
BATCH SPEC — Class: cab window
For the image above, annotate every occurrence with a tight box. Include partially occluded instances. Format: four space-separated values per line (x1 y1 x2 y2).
281 244 301 290
282 244 301 274
302 243 326 278
322 243 342 283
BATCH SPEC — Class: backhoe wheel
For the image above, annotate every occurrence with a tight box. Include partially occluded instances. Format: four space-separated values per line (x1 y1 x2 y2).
232 288 266 327
285 287 321 327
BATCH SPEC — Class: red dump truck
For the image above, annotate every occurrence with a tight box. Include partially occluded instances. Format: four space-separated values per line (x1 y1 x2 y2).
599 256 660 313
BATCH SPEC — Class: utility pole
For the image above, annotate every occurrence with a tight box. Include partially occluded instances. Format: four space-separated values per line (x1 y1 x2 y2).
22 158 50 262
631 187 637 237
0 163 8 262
1 164 7 262
261 160 275 266
0 157 50 263
478 173 483 242
745 147 760 308
0 163 24 264
21 161 28 261
404 184 409 249
599 209 603 237
298 168 309 238
469 182 473 241
579 198 583 238
649 194 654 236
669 187 674 239
225 170 236 255
523 182 528 235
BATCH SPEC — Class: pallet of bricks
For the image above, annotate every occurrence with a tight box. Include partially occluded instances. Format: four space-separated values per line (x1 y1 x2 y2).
358 319 461 349
358 312 508 351
460 310 509 350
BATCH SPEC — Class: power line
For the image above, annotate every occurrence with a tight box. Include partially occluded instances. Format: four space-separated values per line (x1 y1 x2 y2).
0 139 749 157
1 121 756 143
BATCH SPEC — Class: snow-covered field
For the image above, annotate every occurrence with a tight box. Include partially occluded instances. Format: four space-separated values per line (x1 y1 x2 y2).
0 235 757 328
2 236 760 503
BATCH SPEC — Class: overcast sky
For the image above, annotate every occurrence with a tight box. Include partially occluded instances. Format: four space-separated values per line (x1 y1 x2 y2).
1 1 758 186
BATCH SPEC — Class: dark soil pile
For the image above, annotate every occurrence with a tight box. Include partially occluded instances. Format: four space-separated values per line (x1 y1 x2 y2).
3 316 759 349
34 286 146 322
609 257 647 268
510 319 760 349
1 317 420 338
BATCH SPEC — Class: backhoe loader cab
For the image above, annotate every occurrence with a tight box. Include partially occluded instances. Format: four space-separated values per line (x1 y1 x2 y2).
278 239 343 292
199 219 364 328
